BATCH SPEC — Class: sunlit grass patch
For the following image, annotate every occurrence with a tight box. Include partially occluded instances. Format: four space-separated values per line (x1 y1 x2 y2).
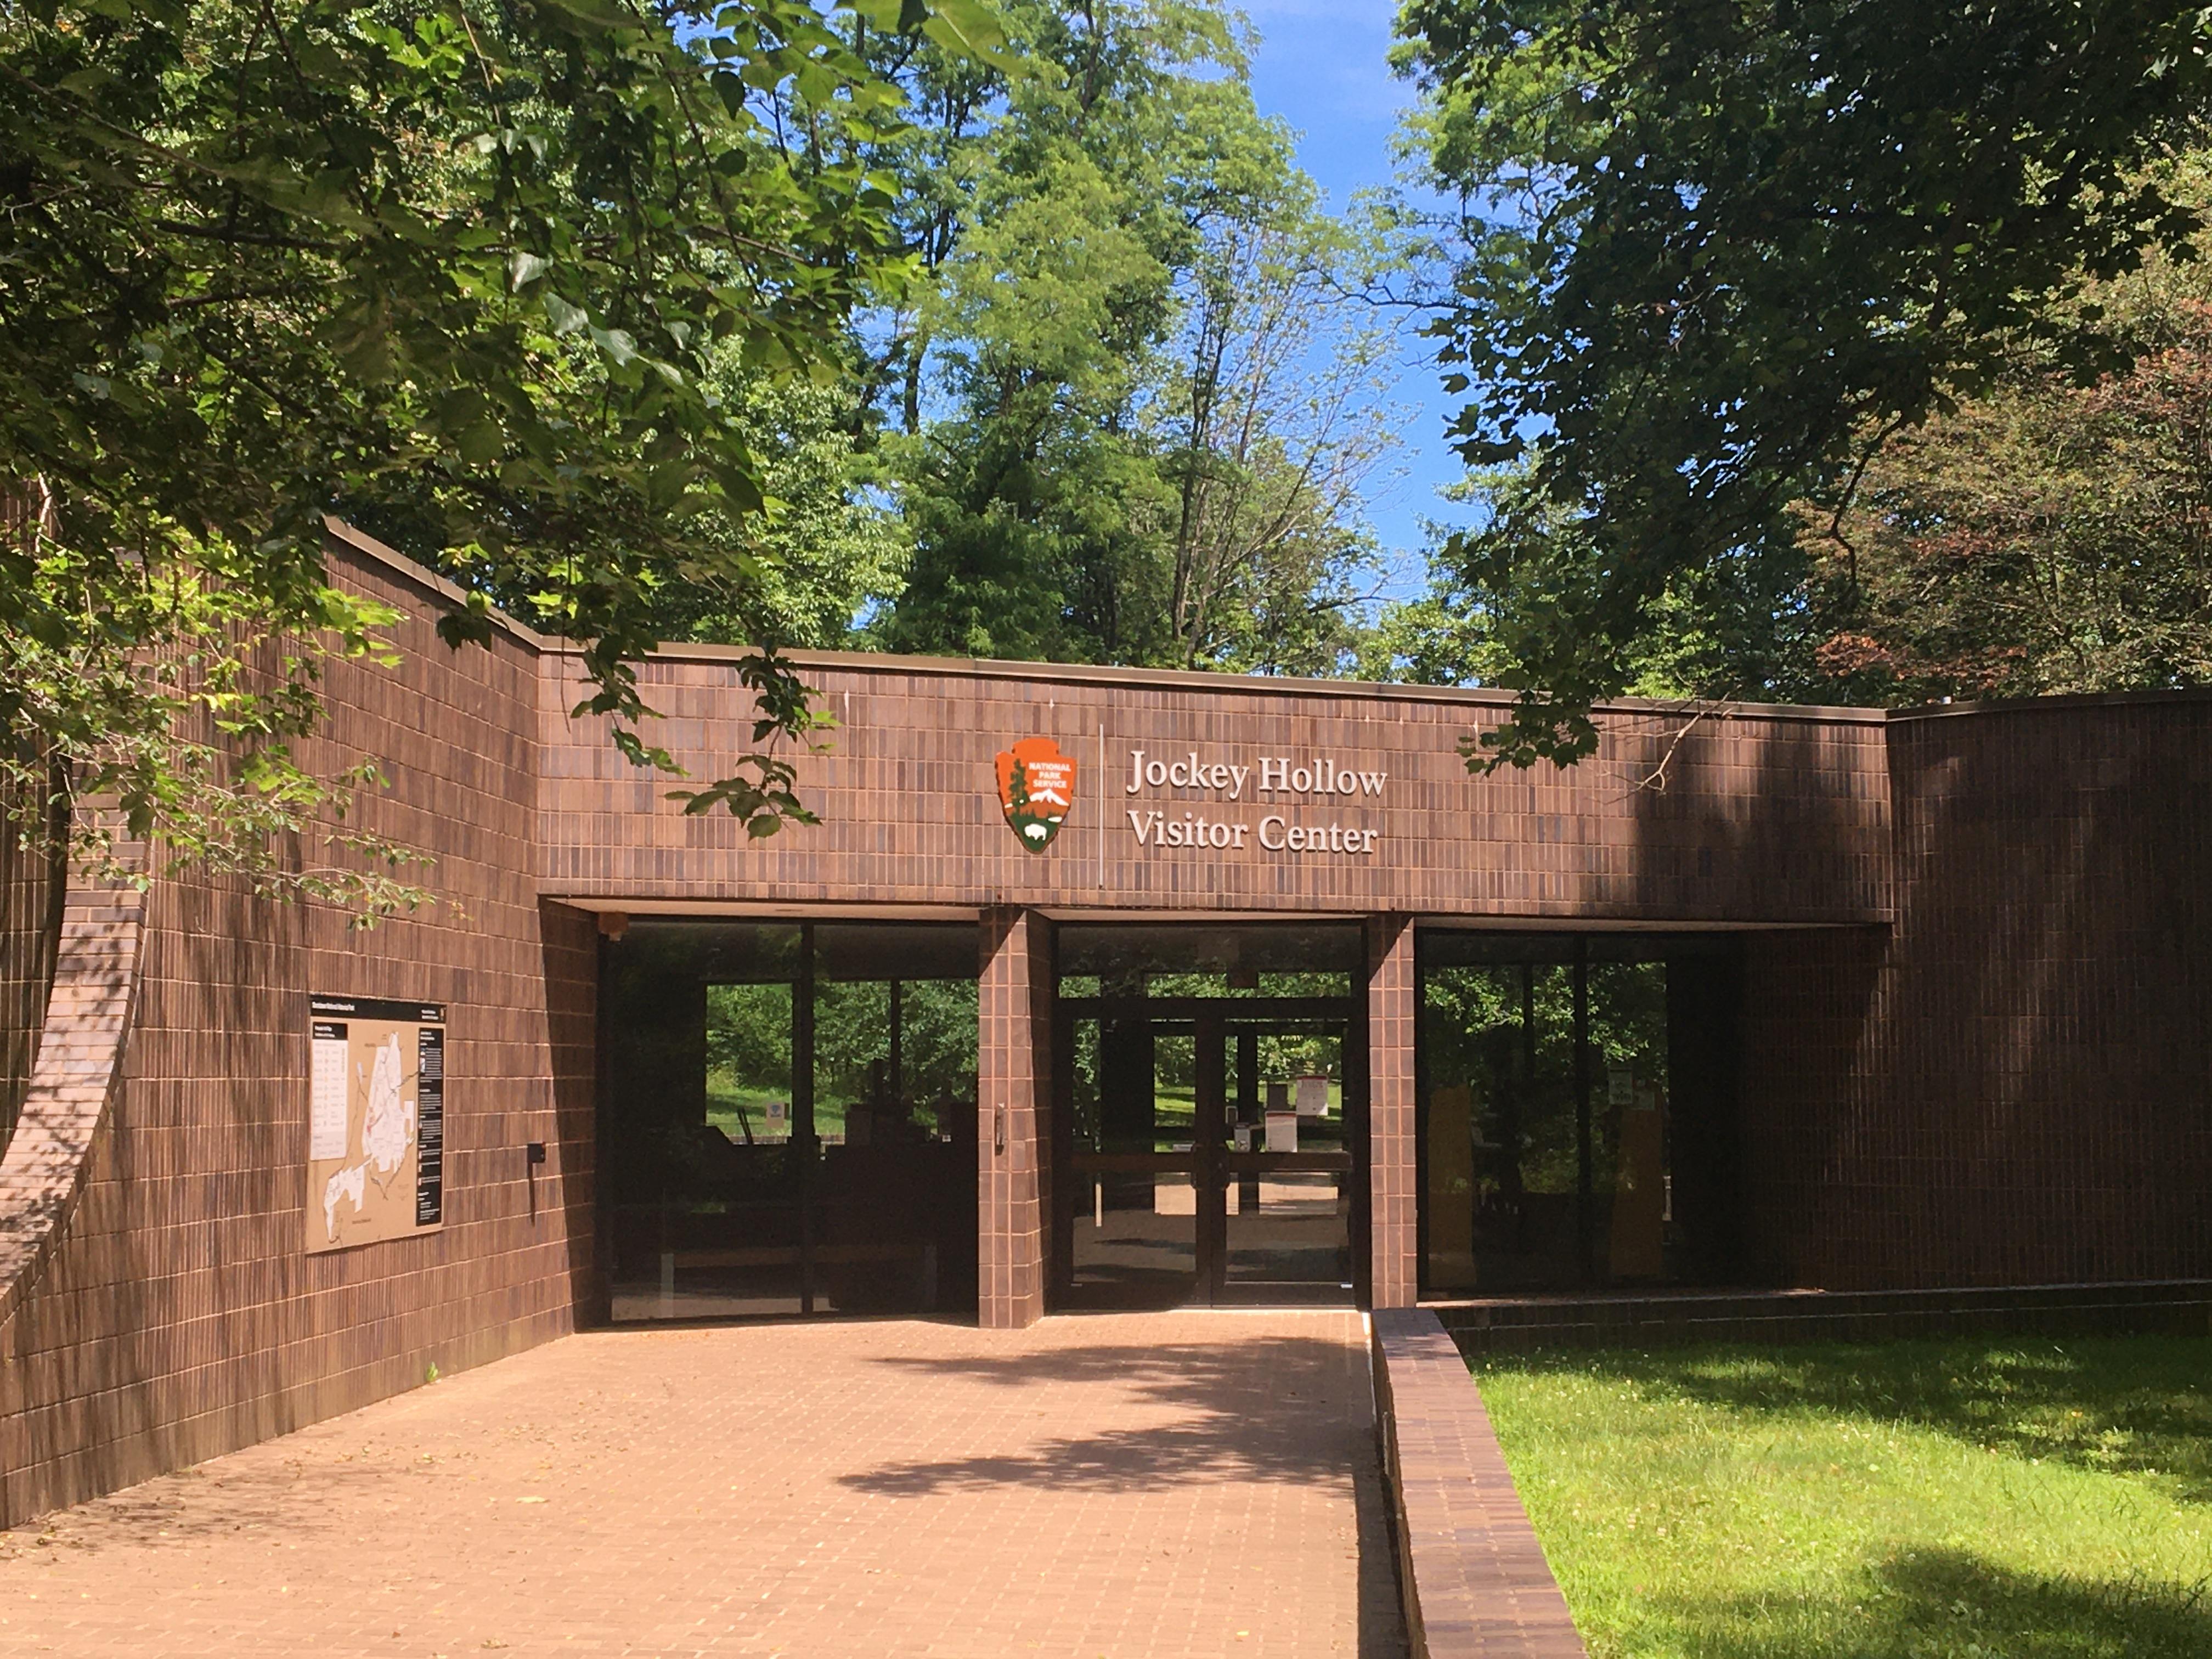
1474 1337 2212 1658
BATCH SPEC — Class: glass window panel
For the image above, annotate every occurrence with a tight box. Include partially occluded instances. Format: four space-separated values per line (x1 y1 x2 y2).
601 919 978 1322
1070 1170 1198 1303
810 973 977 1314
814 922 979 984
1057 921 1362 981
1418 949 1672 1295
1223 1169 1351 1299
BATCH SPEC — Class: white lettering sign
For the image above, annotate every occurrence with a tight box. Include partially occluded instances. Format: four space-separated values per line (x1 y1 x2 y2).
1119 748 1386 857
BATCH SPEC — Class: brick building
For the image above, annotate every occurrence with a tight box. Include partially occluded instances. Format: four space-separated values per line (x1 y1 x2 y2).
1 522 2205 1525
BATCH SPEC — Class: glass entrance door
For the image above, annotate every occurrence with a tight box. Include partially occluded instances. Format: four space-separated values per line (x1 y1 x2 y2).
1054 995 1363 1308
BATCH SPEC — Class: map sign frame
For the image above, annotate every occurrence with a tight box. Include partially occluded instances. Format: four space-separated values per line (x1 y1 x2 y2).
305 994 445 1254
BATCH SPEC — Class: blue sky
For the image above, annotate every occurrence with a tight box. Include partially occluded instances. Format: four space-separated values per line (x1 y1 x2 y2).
1242 0 1467 589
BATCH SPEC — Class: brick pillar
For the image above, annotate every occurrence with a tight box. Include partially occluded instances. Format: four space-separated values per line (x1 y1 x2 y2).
1367 913 1417 1308
978 907 1052 1328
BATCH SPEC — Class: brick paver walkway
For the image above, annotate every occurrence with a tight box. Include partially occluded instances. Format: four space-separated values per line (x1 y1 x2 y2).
0 1311 1407 1658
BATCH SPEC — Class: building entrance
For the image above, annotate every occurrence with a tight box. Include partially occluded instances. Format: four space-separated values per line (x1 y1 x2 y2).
1053 993 1365 1308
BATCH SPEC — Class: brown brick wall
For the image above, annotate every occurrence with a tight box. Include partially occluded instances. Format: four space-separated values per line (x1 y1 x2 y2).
0 531 598 1527
538 652 1894 925
978 907 1052 1328
7 522 2208 1528
1369 915 1417 1308
1372 1307 1587 1658
1738 695 2212 1288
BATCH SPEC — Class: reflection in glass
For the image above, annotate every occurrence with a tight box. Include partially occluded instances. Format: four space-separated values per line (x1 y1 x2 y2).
1070 1170 1199 1302
1222 1170 1350 1298
1419 949 1670 1293
602 921 978 1322
1059 997 1356 1310
1056 921 1362 983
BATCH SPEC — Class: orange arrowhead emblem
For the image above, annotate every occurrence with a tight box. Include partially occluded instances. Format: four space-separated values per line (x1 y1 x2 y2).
995 737 1078 854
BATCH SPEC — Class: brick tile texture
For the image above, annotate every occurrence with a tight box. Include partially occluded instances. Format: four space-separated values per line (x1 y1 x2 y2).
0 770 63 1148
5 520 2210 1546
0 1311 1407 1659
534 652 1894 927
1372 1308 1584 1659
1366 918 1415 1311
1737 697 2212 1287
979 909 1053 1329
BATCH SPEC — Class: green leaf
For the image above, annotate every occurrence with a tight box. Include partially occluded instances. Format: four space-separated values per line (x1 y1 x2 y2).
918 0 1012 61
544 293 588 335
589 326 639 366
455 420 505 466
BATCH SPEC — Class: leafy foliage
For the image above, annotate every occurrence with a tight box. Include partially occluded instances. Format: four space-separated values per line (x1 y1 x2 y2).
705 976 979 1112
866 0 1403 673
0 501 426 912
635 379 910 652
0 0 969 898
1394 0 2212 764
1807 256 2212 702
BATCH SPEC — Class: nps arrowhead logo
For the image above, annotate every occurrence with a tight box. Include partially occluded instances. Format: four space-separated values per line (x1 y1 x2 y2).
995 737 1078 854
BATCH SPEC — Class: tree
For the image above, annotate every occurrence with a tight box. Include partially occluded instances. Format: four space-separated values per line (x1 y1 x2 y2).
1805 250 2212 703
867 0 1400 673
1393 0 2212 765
0 0 996 911
621 374 910 652
1153 211 1401 674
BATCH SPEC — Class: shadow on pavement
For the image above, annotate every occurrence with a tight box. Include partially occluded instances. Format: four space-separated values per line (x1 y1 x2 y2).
837 1334 1365 1497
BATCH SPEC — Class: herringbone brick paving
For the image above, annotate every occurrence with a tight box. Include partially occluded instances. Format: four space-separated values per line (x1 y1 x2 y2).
0 1310 1407 1658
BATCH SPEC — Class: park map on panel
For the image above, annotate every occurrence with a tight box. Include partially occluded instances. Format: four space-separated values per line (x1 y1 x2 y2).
305 996 444 1254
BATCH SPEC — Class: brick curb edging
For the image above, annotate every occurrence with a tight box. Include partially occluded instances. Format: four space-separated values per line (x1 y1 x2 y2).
0 862 148 1372
1371 1306 1589 1658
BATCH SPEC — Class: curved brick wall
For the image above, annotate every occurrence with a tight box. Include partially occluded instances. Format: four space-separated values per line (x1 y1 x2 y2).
0 535 599 1528
1737 693 2212 1288
0 854 147 1338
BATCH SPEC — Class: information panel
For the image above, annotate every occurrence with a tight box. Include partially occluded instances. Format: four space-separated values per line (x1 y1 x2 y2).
305 994 445 1254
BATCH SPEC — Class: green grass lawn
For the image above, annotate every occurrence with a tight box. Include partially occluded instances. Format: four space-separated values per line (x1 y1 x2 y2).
1474 1336 2212 1659
704 1071 844 1141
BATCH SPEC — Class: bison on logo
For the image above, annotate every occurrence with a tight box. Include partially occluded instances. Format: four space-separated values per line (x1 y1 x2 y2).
995 737 1078 853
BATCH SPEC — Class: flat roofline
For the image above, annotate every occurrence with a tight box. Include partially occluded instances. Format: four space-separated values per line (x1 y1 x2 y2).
553 898 984 922
330 515 2208 728
545 635 1891 726
1888 685 2212 720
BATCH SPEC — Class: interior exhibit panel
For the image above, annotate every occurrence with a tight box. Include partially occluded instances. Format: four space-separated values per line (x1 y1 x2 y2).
1052 921 1365 1310
1415 930 1743 1294
600 919 979 1320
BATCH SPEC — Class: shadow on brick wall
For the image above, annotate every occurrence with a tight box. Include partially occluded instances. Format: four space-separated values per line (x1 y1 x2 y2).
541 900 601 1322
1736 699 2212 1289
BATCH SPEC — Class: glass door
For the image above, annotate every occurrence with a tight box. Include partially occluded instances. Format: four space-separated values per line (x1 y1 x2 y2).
1216 1008 1358 1305
1054 995 1361 1308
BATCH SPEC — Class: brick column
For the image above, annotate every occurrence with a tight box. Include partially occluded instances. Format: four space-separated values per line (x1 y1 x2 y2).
978 907 1052 1328
1367 913 1417 1308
